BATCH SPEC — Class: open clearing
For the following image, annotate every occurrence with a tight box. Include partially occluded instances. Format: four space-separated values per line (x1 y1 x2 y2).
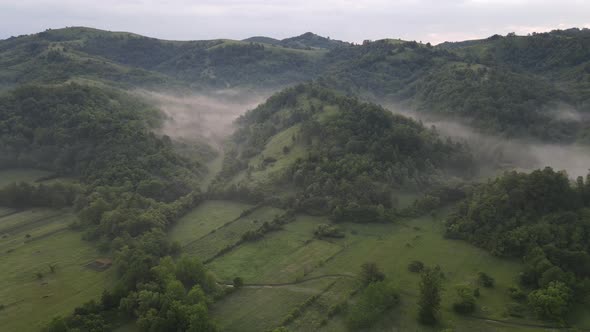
0 208 115 331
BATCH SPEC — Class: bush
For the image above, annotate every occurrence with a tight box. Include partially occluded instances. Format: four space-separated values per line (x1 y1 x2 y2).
478 272 495 288
452 286 476 314
508 286 526 301
408 260 425 273
233 277 244 289
314 224 345 239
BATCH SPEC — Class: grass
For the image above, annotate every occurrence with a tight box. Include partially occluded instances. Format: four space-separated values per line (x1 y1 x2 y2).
0 208 115 331
207 215 342 284
211 278 335 332
246 124 307 186
207 207 575 331
0 169 53 187
184 206 284 261
168 200 253 247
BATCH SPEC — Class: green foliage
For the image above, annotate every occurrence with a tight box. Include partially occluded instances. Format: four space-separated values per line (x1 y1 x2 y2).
232 277 244 289
360 262 386 285
478 272 495 288
408 260 425 273
528 281 572 321
452 285 476 314
346 281 400 329
0 181 80 208
418 266 443 325
313 223 345 239
228 84 473 220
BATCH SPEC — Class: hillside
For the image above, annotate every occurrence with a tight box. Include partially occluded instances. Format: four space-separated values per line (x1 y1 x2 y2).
1 27 589 142
212 84 474 218
244 32 349 50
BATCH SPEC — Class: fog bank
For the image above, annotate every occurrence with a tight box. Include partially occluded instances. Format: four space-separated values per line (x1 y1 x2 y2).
390 109 590 178
137 89 271 148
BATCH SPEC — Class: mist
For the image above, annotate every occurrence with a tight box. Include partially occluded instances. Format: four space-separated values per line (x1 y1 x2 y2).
136 89 272 148
137 88 589 178
388 108 590 179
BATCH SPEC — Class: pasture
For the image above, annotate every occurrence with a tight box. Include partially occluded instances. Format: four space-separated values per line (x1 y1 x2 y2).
184 205 284 261
0 208 114 331
202 209 577 331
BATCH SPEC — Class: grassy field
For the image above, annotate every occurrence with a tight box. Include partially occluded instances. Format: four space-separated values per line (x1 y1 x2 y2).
184 206 284 261
0 169 53 187
211 278 336 332
207 215 342 284
203 208 585 332
0 208 115 331
168 200 253 246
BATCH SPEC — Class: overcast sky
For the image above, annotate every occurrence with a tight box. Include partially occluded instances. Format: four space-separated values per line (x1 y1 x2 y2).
1 0 589 44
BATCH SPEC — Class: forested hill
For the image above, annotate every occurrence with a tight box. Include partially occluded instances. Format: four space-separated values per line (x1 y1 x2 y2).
1 26 589 141
213 84 474 220
0 83 205 202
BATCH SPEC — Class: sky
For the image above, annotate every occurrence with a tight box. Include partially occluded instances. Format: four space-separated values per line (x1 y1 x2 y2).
1 0 589 44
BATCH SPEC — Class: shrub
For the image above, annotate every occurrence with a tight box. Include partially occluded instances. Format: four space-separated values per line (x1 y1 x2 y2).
408 260 425 273
478 272 495 288
233 277 244 289
452 286 476 314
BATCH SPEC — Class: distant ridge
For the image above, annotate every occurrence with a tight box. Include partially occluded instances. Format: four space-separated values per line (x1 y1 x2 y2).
243 32 349 49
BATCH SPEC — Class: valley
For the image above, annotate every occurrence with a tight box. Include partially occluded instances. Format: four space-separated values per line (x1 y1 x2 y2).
0 25 589 332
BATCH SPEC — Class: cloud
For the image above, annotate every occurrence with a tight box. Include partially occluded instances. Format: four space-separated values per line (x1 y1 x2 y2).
0 0 588 43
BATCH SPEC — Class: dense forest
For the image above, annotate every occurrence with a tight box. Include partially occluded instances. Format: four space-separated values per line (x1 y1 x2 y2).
2 27 589 141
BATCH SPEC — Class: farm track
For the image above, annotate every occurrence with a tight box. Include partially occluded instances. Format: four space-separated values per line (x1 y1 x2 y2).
0 212 65 235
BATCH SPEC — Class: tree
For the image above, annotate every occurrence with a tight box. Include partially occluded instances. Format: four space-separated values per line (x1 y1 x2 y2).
528 281 572 321
360 262 385 285
418 267 443 325
347 281 399 329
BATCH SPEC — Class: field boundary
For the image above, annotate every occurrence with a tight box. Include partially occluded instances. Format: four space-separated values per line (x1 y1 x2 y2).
182 204 264 250
220 273 358 288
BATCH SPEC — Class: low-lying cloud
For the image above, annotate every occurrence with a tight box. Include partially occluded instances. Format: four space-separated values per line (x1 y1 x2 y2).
137 89 271 148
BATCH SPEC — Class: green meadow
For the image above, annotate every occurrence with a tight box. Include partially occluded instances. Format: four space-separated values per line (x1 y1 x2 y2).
170 201 589 331
0 208 115 331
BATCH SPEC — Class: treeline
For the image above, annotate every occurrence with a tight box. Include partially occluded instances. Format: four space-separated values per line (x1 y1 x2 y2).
226 84 474 221
0 181 81 208
445 167 590 321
